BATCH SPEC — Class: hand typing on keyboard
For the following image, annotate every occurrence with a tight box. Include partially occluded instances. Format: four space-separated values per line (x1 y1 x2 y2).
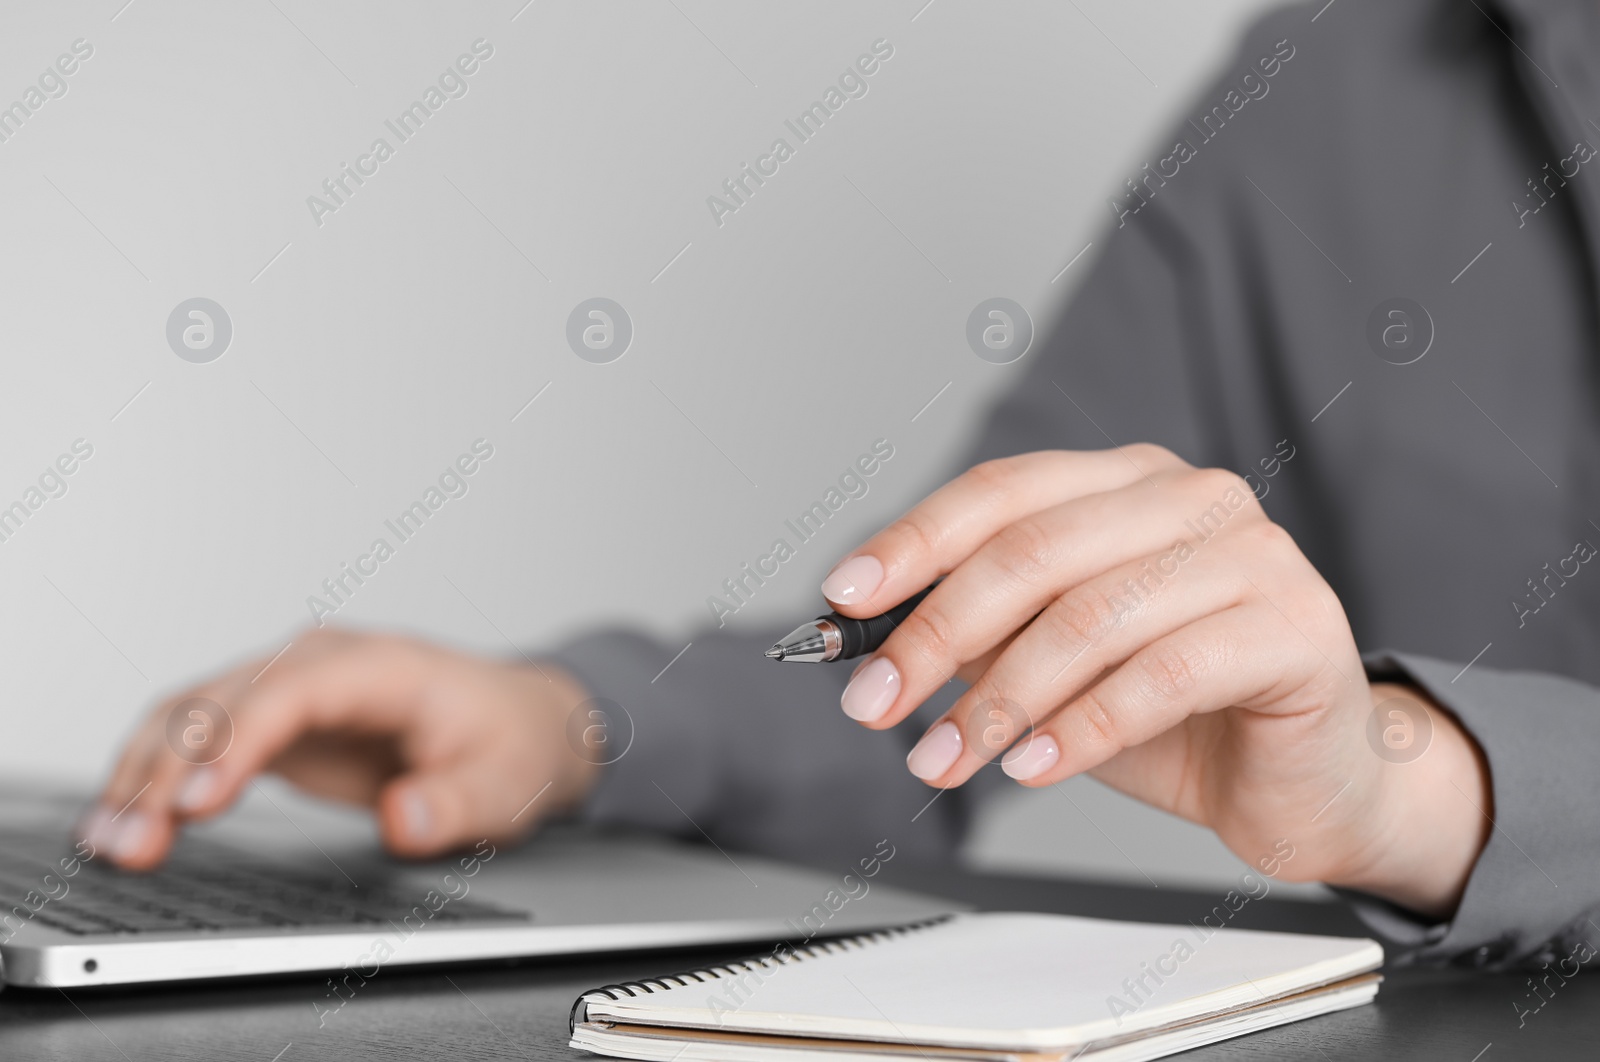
82 629 600 870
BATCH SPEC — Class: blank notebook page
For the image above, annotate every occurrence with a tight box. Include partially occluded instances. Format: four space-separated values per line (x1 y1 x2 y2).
586 912 1382 1050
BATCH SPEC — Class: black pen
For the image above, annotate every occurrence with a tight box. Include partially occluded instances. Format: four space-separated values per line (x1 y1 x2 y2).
765 586 935 663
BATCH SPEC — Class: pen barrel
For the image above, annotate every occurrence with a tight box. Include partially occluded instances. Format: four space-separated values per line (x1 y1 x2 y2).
828 586 935 660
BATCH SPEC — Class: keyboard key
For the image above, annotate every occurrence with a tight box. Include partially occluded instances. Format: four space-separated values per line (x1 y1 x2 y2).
0 829 529 936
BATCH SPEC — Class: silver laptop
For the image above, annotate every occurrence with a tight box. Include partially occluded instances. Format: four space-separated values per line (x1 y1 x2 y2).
0 790 957 988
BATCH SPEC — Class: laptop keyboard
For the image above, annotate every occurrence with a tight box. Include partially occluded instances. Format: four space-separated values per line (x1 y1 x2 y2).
0 828 529 937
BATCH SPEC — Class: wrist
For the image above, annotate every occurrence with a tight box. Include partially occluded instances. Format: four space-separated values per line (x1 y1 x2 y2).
516 660 605 813
1326 682 1493 919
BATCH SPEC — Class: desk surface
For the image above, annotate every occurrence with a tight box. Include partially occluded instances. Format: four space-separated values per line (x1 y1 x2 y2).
0 859 1584 1060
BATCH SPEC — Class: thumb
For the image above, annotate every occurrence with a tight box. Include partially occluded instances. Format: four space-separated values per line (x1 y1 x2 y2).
378 759 551 858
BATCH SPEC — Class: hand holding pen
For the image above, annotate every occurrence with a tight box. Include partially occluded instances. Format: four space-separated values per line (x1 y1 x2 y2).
767 447 1490 922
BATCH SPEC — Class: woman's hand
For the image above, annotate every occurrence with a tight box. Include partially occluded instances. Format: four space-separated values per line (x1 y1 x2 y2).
84 628 600 870
824 447 1491 918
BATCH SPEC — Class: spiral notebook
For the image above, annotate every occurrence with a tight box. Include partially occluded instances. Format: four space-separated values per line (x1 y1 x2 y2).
569 913 1381 1062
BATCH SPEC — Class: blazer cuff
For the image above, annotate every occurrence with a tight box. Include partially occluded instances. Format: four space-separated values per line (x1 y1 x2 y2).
1343 650 1600 968
547 628 720 839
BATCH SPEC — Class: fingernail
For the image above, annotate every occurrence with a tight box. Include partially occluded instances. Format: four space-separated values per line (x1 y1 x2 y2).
841 656 900 722
175 768 218 812
109 812 151 863
822 556 884 606
400 790 431 842
1002 734 1060 781
906 722 963 781
77 807 115 852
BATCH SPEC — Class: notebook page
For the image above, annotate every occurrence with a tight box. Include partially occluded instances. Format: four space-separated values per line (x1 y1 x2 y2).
582 912 1381 1050
575 976 1379 1062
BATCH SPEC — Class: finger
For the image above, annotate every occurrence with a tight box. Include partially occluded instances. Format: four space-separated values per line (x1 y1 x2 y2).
842 469 1259 729
177 636 439 821
267 731 405 807
954 637 1010 687
998 606 1322 787
90 670 260 869
822 447 1183 616
900 534 1267 785
81 729 161 860
93 721 162 830
103 633 432 868
379 755 554 858
94 641 285 818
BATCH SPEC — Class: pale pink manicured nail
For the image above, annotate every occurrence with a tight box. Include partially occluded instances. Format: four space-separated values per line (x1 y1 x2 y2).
175 767 218 812
109 812 151 863
1002 734 1060 781
822 556 884 606
906 722 963 781
841 656 900 722
401 790 432 841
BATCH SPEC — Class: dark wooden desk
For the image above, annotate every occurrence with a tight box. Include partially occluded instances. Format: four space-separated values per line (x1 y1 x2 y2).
0 861 1585 1060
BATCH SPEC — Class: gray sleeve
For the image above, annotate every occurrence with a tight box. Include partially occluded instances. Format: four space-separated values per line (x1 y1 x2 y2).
551 627 983 867
1335 652 1600 970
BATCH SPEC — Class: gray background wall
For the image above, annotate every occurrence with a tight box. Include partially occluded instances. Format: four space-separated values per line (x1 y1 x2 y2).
0 0 1316 894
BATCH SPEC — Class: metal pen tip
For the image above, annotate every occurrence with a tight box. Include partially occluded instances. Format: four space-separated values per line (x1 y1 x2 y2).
764 621 834 663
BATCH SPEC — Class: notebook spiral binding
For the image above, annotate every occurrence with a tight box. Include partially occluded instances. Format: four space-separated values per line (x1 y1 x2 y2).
569 915 953 1031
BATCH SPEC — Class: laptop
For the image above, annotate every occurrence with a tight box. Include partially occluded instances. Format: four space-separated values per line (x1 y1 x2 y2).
0 788 957 988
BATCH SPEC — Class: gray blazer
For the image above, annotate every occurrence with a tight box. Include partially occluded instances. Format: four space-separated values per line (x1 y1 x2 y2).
557 0 1600 970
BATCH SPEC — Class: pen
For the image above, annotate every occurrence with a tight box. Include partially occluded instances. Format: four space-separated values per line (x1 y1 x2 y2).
765 586 935 663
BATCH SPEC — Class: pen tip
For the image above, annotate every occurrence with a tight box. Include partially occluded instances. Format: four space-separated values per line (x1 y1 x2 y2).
764 645 783 660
